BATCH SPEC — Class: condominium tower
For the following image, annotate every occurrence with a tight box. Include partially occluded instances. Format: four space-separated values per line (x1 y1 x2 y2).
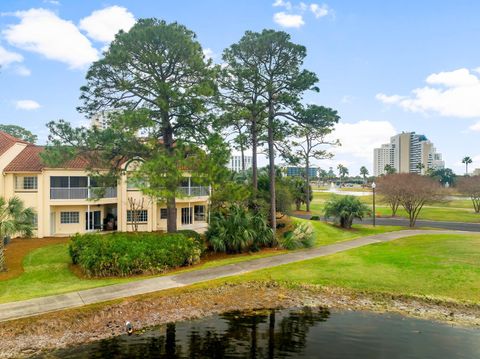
373 132 444 176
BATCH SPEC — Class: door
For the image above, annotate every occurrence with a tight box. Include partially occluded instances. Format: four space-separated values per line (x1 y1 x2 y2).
50 212 56 235
86 211 102 230
181 207 192 225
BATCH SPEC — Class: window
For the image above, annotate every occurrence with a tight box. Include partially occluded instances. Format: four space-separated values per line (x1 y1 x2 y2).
194 205 206 221
50 176 69 188
60 212 79 224
15 176 38 190
31 213 38 229
127 210 148 223
160 208 167 219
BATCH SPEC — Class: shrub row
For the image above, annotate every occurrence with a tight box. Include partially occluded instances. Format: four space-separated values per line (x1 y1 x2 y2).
69 231 203 277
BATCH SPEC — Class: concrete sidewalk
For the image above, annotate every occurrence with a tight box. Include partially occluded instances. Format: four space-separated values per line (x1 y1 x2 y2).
0 229 468 322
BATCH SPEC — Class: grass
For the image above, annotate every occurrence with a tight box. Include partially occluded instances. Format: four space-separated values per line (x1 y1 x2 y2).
0 221 404 303
233 233 480 304
308 191 480 223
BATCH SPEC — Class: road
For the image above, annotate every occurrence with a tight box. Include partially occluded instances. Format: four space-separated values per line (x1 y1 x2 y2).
293 214 480 232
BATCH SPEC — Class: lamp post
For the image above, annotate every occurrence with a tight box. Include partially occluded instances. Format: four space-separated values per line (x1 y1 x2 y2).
371 182 376 227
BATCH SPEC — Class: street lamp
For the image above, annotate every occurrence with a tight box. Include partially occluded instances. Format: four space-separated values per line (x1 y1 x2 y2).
371 182 376 227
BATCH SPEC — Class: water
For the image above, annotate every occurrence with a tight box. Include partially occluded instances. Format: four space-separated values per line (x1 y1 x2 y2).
40 308 480 359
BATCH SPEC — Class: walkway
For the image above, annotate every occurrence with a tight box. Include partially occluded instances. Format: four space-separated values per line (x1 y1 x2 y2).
0 229 469 322
293 214 480 232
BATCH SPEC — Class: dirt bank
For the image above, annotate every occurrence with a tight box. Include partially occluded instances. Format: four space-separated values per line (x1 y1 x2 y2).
1 281 479 358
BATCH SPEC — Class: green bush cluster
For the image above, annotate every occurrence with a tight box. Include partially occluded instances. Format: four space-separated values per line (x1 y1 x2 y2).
324 195 370 229
69 232 203 277
280 221 315 250
206 204 274 253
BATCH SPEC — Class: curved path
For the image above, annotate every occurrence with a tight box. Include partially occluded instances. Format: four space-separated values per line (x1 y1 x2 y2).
0 229 471 323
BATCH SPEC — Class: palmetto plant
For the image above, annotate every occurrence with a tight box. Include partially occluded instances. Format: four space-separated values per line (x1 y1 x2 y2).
324 195 370 229
0 197 36 271
206 204 274 253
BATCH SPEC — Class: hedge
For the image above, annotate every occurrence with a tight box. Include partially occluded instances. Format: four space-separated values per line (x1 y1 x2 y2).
69 232 202 277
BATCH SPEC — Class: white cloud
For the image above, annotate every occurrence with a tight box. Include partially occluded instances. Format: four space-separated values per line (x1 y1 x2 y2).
0 45 23 66
376 67 480 118
375 93 405 104
469 121 480 132
3 8 98 69
330 120 397 161
203 48 215 60
310 3 329 18
14 65 31 76
273 0 292 10
273 12 305 28
79 6 135 43
43 0 60 5
15 99 41 110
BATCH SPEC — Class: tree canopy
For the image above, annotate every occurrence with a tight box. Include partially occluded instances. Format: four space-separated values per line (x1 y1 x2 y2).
0 124 37 143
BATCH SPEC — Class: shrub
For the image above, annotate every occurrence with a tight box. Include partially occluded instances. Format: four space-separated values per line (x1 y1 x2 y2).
324 195 370 229
310 215 320 221
69 232 202 277
206 204 274 253
280 221 315 250
177 229 205 252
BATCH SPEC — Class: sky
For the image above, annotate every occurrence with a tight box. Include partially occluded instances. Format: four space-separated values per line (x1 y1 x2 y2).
0 0 479 175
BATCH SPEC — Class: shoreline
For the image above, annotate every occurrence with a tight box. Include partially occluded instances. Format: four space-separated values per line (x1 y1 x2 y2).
1 281 479 358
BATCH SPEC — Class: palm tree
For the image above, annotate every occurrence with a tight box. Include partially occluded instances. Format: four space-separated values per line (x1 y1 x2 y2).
384 164 396 175
0 197 36 271
462 156 473 175
337 164 349 186
359 166 369 184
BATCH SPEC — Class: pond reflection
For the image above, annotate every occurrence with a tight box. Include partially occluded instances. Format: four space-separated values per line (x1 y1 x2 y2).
39 307 480 359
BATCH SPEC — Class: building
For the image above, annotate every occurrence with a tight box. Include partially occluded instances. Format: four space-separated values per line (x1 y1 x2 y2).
473 168 480 176
373 132 444 176
229 153 252 172
0 131 209 238
90 112 109 130
284 166 318 178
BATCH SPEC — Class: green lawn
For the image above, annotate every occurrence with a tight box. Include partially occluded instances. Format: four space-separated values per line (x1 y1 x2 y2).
236 233 480 304
0 221 403 303
309 192 480 223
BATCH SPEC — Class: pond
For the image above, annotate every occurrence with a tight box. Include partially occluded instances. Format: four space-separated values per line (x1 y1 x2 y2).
38 308 480 358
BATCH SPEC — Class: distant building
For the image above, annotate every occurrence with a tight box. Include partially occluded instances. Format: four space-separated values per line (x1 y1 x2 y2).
284 166 318 178
373 132 444 176
90 112 110 130
473 168 480 176
229 154 252 172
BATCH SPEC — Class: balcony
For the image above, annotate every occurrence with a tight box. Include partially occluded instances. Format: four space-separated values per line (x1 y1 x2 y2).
178 186 210 197
50 187 117 200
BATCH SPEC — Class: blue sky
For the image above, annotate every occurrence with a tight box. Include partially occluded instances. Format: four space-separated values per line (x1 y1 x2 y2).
0 0 479 175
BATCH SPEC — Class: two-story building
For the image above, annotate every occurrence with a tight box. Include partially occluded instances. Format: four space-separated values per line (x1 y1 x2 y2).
0 131 210 237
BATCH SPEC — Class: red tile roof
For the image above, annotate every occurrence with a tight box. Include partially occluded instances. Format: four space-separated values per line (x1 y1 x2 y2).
0 131 30 156
4 145 91 172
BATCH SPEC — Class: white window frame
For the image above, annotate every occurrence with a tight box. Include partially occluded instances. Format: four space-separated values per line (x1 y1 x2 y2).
60 212 80 224
15 175 38 191
127 210 148 223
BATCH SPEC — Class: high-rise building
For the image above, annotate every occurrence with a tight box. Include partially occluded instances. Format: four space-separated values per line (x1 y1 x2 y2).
283 166 318 178
229 154 252 172
373 132 444 176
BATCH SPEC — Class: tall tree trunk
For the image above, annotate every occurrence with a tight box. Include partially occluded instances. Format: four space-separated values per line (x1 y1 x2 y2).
0 239 5 272
251 118 258 192
267 102 276 231
305 156 311 212
164 123 177 233
240 144 245 172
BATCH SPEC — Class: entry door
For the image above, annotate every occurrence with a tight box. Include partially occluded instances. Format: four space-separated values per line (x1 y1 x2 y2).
86 211 102 230
181 207 192 225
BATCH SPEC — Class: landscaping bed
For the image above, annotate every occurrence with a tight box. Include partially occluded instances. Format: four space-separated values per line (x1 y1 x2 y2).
70 231 203 277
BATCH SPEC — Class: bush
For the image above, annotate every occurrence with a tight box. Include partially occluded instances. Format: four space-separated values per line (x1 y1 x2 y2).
69 232 202 277
206 204 274 253
177 229 205 252
310 215 320 221
280 221 315 250
324 195 370 229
